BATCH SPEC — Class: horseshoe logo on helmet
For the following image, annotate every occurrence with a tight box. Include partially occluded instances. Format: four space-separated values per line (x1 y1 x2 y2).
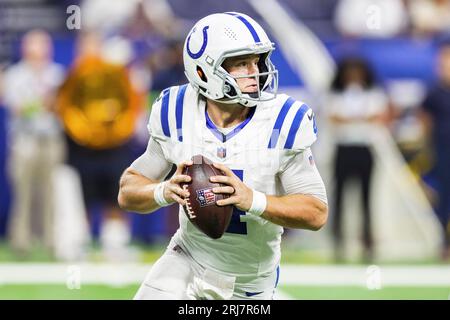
186 26 209 59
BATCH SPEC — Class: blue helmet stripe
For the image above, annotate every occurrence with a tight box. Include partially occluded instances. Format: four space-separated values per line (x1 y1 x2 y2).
284 104 309 149
160 88 171 137
225 12 261 43
268 97 295 148
175 84 188 142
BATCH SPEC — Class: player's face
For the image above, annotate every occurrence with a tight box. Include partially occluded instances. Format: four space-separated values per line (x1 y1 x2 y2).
222 54 260 93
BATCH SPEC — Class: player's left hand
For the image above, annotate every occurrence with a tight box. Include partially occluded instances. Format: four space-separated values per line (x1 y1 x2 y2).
210 163 253 212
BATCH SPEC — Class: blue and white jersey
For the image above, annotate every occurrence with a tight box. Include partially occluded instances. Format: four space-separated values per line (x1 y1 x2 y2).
132 83 325 276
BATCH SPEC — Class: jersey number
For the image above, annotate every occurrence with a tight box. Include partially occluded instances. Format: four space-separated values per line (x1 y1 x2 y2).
225 169 247 235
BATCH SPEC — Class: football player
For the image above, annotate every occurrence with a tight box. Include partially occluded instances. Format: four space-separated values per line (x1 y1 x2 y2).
118 12 328 300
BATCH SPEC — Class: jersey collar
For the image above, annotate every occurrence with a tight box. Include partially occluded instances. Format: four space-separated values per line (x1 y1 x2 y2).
204 106 256 143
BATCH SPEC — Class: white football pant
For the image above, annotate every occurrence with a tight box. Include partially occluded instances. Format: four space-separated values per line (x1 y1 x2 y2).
134 239 279 300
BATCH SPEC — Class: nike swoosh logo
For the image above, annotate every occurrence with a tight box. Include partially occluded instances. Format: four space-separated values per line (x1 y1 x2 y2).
307 112 314 121
245 291 264 297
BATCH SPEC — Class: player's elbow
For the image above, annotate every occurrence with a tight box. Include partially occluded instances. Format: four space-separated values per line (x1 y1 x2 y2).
117 184 134 212
118 172 129 209
117 188 147 213
117 189 129 211
309 202 328 231
117 171 139 212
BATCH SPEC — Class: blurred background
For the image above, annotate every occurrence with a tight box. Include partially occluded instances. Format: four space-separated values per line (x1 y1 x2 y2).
0 0 449 299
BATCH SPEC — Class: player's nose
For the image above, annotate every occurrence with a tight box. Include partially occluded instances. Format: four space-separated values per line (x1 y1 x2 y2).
248 62 259 74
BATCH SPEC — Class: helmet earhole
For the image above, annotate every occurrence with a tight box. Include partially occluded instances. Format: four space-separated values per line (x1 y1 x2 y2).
196 66 208 83
224 81 237 97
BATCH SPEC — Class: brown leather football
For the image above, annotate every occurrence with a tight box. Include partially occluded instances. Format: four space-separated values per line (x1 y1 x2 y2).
181 155 233 239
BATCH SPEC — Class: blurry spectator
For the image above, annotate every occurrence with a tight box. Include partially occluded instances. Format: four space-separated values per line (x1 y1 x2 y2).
3 30 65 256
408 0 450 36
81 0 180 39
420 40 450 260
81 0 141 34
334 0 408 38
57 32 142 261
326 57 389 263
151 39 186 91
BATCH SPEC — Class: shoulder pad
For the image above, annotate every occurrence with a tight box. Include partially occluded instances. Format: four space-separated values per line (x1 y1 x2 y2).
267 96 318 151
147 84 189 142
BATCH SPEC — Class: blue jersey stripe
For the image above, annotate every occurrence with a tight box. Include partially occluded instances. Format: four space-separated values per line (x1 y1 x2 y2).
205 110 225 142
275 266 280 288
224 107 255 141
160 88 171 138
268 97 296 148
175 84 187 142
225 12 261 43
284 104 309 149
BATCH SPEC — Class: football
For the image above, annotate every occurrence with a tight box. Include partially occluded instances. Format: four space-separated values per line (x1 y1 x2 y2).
181 155 233 239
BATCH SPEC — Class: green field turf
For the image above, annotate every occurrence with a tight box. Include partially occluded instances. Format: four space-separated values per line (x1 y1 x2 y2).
1 241 448 300
0 284 448 300
0 284 139 300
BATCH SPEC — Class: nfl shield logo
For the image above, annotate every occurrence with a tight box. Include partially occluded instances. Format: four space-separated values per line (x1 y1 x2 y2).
217 147 226 158
196 188 216 207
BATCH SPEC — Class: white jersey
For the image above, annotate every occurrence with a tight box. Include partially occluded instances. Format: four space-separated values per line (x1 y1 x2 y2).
131 83 326 277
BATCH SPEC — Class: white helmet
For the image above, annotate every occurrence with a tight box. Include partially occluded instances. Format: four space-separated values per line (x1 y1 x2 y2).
183 12 278 107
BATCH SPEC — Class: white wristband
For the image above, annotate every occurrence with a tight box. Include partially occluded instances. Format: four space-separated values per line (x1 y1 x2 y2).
154 181 171 207
248 189 267 216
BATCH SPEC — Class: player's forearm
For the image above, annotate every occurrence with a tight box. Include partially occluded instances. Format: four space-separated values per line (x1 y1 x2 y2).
261 194 328 230
118 168 161 214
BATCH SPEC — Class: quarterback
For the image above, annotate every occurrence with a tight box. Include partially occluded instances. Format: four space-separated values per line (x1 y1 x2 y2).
118 12 328 300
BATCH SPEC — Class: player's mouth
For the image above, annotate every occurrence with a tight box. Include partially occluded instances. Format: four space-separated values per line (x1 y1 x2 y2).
245 84 258 92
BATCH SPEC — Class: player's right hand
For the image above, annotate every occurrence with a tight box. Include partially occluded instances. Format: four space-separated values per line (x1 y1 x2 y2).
162 160 193 206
